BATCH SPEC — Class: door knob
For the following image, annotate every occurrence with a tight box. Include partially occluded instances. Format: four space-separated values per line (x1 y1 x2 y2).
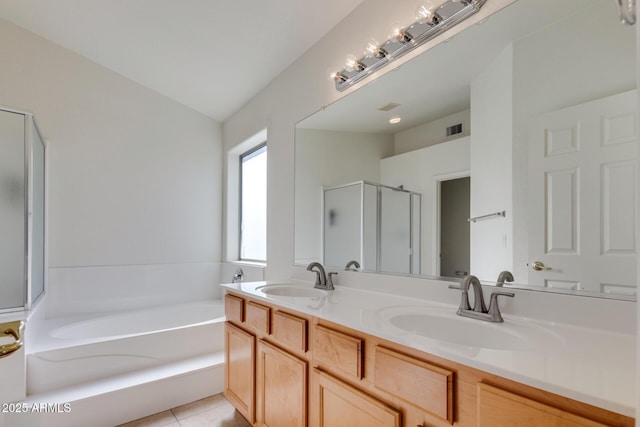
530 261 551 271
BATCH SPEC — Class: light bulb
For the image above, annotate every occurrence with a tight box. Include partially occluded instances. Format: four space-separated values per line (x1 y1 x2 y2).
326 67 346 82
415 0 436 24
364 38 381 58
389 21 413 44
389 22 405 41
345 54 364 72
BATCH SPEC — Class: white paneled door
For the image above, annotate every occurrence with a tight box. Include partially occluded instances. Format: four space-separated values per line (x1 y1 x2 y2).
528 90 637 294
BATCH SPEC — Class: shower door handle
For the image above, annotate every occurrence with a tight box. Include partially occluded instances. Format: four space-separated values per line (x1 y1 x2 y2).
0 321 25 359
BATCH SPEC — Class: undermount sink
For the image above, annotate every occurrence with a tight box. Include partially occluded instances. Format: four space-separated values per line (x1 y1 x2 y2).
379 306 562 351
256 284 327 298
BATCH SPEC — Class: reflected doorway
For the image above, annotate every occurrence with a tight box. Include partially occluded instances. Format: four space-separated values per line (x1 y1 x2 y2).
439 177 470 278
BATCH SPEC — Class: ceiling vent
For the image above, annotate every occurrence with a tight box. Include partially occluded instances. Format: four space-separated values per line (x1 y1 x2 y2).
378 102 400 112
446 123 463 136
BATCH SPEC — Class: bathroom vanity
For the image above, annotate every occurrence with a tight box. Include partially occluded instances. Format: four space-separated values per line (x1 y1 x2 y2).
222 282 635 427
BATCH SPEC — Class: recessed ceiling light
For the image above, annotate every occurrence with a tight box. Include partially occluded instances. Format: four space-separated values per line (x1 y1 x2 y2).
389 116 401 124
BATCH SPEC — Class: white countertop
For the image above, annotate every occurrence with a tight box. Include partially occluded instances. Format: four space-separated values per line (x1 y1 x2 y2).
221 281 636 418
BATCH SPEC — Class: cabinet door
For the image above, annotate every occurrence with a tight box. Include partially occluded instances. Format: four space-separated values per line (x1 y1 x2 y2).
315 369 400 427
224 322 255 424
477 383 608 427
256 340 308 427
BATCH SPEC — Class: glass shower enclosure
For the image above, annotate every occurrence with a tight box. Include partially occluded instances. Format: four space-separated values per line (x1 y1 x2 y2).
0 106 46 313
323 181 421 275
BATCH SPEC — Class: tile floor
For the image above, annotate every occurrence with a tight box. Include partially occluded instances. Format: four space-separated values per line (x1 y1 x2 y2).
117 394 251 427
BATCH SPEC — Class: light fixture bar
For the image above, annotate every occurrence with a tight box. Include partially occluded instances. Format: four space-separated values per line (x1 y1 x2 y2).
616 0 636 25
334 0 486 91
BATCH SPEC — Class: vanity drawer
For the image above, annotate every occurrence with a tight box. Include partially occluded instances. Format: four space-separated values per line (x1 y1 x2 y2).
374 346 453 424
246 301 271 335
313 324 363 380
272 310 308 353
225 294 244 324
477 383 607 427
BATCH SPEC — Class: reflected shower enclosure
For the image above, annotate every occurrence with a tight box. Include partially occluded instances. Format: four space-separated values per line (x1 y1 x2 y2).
323 181 421 275
0 106 46 313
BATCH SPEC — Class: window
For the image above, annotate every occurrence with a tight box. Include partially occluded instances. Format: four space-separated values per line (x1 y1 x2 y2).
239 143 267 262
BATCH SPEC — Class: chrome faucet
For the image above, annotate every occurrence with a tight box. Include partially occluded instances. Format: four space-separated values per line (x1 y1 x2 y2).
232 268 244 283
345 260 360 271
306 262 335 290
496 270 514 287
449 275 514 322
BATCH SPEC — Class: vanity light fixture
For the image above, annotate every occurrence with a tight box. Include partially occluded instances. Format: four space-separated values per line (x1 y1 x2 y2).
616 0 636 25
331 0 486 91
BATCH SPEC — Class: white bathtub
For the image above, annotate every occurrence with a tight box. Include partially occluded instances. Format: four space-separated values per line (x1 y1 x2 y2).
49 300 225 340
26 299 226 396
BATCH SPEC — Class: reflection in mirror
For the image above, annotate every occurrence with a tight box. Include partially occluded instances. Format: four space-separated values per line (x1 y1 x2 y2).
322 181 421 274
295 0 637 298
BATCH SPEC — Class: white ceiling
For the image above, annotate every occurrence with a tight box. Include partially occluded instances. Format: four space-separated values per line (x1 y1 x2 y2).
0 0 364 121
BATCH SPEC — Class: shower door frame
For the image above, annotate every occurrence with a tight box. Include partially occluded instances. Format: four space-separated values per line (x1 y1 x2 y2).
0 105 48 314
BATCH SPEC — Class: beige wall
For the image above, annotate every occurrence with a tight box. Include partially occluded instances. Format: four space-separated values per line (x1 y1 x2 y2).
0 18 222 268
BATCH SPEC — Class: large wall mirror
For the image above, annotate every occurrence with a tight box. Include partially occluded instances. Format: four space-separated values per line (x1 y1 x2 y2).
294 0 638 299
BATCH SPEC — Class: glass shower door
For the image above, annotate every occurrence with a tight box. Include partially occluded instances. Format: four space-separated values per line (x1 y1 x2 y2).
323 183 362 268
0 110 26 311
379 187 411 274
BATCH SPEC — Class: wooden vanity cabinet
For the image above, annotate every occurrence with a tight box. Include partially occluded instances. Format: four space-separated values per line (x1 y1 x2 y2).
225 292 311 427
224 321 255 424
224 292 634 427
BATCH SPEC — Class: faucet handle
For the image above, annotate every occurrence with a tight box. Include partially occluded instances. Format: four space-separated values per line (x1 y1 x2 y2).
491 291 515 298
487 291 515 322
448 284 471 311
327 272 338 290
